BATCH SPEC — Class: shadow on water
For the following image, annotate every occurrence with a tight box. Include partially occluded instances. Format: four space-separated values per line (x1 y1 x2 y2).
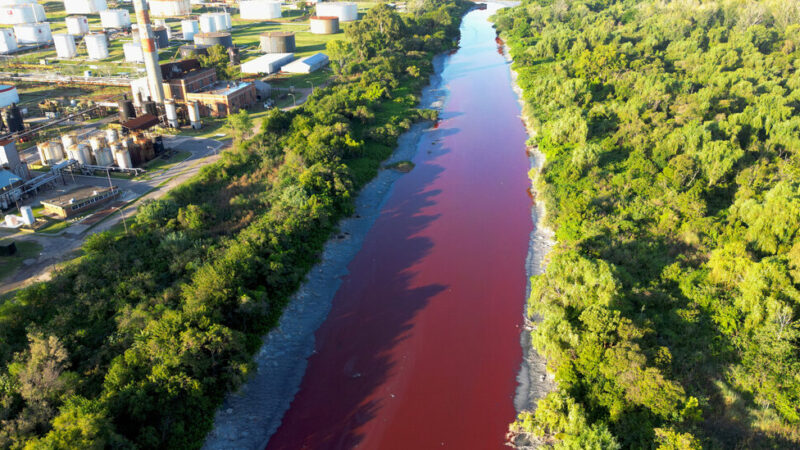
267 140 454 450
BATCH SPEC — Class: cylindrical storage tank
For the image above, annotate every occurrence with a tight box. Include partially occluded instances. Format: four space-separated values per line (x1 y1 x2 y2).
309 16 338 35
64 0 107 14
13 22 52 44
149 0 191 17
89 135 106 152
260 31 295 53
65 16 89 36
198 14 216 33
315 2 357 22
0 29 18 54
70 143 91 165
222 12 231 29
100 9 130 29
36 142 47 165
211 13 228 32
122 42 143 62
115 149 132 169
118 98 135 122
164 99 178 128
188 100 200 129
181 19 198 41
93 146 113 166
240 0 281 20
143 100 157 117
193 32 232 48
53 33 77 58
152 26 169 49
178 43 209 58
61 132 77 150
105 128 117 144
0 4 46 25
47 141 64 162
85 33 109 60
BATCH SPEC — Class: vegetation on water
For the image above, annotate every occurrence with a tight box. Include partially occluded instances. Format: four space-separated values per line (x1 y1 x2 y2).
0 1 468 448
495 0 800 448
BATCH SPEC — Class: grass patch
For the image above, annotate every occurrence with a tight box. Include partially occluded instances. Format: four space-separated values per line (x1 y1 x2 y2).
0 240 43 283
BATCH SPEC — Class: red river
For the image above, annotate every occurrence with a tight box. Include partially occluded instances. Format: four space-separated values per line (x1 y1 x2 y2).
267 5 532 449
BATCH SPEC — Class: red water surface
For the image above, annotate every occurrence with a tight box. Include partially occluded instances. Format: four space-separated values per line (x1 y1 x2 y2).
267 7 532 449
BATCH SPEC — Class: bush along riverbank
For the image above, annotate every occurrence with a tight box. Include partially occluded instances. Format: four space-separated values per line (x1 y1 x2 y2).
495 0 800 448
0 1 470 447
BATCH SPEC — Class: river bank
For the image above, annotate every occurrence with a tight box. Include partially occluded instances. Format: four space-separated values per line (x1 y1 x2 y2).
500 35 557 447
202 54 449 450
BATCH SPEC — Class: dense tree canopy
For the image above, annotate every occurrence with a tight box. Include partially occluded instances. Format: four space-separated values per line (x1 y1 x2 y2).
0 1 468 448
496 0 800 448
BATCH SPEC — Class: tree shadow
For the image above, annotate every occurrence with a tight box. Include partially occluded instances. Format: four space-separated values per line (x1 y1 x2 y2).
266 147 451 449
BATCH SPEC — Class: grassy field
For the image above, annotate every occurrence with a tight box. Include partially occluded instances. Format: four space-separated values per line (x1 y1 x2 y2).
0 240 43 283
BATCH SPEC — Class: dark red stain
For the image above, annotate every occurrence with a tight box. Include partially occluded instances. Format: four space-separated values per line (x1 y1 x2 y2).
267 8 532 450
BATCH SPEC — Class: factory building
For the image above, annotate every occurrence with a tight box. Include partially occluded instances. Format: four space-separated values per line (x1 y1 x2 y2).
185 81 256 117
281 52 328 73
41 185 120 218
130 59 256 118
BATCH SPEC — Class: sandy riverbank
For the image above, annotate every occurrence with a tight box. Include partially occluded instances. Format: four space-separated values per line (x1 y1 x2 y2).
501 38 557 441
202 55 450 450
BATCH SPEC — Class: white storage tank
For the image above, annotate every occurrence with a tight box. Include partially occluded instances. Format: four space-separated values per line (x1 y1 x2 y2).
85 33 108 60
123 42 143 62
100 9 130 29
199 13 216 33
45 141 64 163
149 0 190 17
14 22 52 44
212 12 229 31
65 15 89 35
93 146 113 166
0 29 17 54
164 99 178 128
69 143 92 165
240 0 281 20
188 100 200 129
105 128 118 144
0 85 18 108
315 2 357 22
19 205 33 225
115 148 132 169
181 19 198 40
53 33 77 58
64 0 107 14
0 4 46 25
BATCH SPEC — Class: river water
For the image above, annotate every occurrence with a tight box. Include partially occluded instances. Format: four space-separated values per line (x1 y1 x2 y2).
267 5 532 449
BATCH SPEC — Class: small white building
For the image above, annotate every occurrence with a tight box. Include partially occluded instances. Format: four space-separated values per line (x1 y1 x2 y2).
14 22 51 44
100 9 130 29
53 33 77 58
240 0 281 20
240 52 294 75
0 85 19 108
123 42 143 62
63 0 107 14
0 29 17 53
281 52 328 73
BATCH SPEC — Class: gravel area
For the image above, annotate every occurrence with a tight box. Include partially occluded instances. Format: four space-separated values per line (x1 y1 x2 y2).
202 54 449 450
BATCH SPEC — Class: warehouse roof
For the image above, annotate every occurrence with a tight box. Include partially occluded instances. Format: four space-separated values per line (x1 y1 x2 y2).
121 113 159 130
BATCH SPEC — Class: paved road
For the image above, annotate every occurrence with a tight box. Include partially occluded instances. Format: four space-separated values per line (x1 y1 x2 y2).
0 136 227 295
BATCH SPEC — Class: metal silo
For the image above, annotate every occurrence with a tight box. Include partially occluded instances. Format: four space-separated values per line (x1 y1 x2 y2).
260 31 295 53
309 16 339 35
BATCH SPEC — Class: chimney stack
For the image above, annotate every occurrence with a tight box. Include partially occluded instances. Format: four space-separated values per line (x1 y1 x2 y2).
132 0 165 105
